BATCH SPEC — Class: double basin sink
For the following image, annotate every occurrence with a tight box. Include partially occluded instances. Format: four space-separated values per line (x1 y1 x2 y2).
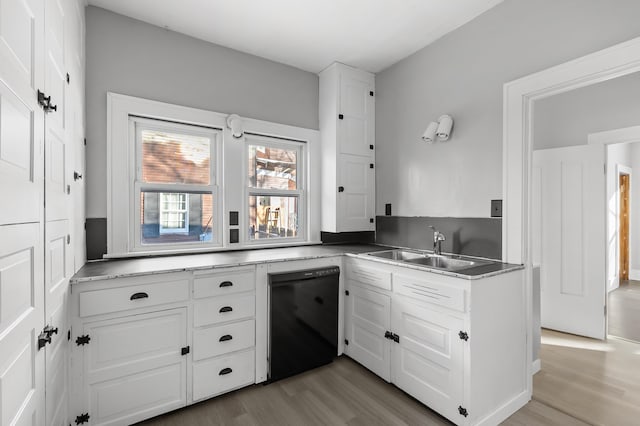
366 248 491 272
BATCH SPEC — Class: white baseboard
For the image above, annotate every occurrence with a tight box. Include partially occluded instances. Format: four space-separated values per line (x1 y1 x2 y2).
475 390 531 426
630 270 640 280
532 359 541 374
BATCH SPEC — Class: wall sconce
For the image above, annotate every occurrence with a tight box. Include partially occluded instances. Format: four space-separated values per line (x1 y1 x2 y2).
226 114 244 138
421 114 453 143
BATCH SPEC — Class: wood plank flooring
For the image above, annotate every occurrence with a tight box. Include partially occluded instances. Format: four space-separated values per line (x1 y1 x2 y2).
138 347 593 426
608 280 640 342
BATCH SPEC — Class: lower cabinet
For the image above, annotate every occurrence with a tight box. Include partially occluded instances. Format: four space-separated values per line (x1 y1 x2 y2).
344 258 526 426
70 266 257 425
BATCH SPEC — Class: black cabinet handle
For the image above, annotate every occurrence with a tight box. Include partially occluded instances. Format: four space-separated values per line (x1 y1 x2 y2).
130 292 149 300
219 367 233 375
219 334 233 342
314 296 324 305
219 281 233 288
48 104 57 112
219 306 233 313
338 186 344 192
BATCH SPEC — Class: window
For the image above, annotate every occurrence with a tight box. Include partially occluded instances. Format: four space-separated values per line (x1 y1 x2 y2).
134 118 219 248
246 135 304 241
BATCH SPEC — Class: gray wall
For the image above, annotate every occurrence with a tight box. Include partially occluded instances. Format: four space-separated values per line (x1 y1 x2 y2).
85 6 319 219
375 0 640 218
534 72 640 150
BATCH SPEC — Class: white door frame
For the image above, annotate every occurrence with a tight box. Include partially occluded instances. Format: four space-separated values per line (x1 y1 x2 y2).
502 37 640 395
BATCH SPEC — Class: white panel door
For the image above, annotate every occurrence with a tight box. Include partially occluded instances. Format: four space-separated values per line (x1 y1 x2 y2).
391 295 464 423
44 0 69 223
44 219 71 426
0 223 45 426
533 144 606 339
0 0 45 226
344 283 391 381
338 73 374 157
337 154 374 232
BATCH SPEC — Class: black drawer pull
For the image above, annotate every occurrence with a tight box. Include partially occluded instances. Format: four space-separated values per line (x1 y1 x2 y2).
219 367 233 375
130 292 149 300
219 281 233 288
219 334 233 342
219 306 233 313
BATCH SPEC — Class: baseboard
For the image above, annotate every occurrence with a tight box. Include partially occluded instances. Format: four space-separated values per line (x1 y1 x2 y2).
630 270 640 280
475 390 531 426
532 359 541 374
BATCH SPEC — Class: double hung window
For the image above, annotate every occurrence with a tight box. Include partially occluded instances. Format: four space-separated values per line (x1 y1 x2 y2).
133 117 220 249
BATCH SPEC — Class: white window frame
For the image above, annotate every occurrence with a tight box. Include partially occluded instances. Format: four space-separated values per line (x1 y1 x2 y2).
244 134 306 244
106 93 321 258
159 192 189 235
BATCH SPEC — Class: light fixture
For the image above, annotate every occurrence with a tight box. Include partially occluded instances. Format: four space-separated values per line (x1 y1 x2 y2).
421 121 439 143
226 114 244 138
421 114 453 143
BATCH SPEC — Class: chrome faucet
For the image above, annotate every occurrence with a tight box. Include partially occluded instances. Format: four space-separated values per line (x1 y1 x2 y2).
429 226 446 255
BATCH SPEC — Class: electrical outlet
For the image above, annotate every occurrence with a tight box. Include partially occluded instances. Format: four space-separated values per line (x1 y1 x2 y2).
491 200 502 217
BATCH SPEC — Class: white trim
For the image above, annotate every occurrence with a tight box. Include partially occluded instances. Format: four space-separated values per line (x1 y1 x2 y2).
107 92 321 258
589 125 640 146
502 36 640 397
474 391 531 426
531 359 541 375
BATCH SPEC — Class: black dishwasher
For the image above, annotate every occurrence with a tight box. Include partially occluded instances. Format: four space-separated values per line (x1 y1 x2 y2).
268 266 340 382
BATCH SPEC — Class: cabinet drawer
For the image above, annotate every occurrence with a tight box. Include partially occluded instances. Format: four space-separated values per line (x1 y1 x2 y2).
193 268 255 299
347 261 392 290
394 274 465 312
194 293 255 327
193 319 255 361
79 278 189 317
192 349 255 401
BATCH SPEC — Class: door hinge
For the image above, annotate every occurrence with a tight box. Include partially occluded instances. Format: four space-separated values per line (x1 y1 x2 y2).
75 413 90 425
66 73 70 84
67 329 71 341
344 339 349 345
345 290 349 296
604 305 607 316
604 163 607 174
76 335 90 346
181 346 190 355
369 163 374 169
67 234 71 244
459 331 469 341
458 406 468 417
84 138 87 146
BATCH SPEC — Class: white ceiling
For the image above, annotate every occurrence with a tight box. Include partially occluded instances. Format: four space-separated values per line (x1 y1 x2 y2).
88 0 503 73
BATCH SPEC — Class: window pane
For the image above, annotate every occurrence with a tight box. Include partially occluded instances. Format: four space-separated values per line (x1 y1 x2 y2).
248 144 297 189
249 196 298 240
141 191 214 244
141 129 211 184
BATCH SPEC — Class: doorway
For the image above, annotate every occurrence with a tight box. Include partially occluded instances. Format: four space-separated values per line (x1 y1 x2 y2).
619 173 630 281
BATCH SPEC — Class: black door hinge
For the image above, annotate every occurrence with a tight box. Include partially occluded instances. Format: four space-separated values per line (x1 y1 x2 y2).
369 163 374 169
66 73 70 84
84 138 87 146
76 335 90 346
459 331 469 341
67 329 71 341
345 290 349 296
181 346 190 355
75 413 90 424
458 406 468 417
344 339 349 345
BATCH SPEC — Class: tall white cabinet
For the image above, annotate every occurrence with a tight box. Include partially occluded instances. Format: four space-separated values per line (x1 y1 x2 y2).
319 63 376 233
0 0 85 424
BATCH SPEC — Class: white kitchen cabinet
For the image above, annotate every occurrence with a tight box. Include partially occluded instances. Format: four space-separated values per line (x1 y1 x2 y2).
319 62 375 233
70 266 257 424
344 257 527 426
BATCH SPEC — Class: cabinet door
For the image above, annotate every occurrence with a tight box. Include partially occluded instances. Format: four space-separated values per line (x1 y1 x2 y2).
391 295 464 423
81 308 187 425
344 283 391 381
337 154 375 232
338 72 374 157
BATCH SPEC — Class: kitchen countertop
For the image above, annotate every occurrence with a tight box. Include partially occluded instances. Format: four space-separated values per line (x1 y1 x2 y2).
71 243 523 284
70 244 387 283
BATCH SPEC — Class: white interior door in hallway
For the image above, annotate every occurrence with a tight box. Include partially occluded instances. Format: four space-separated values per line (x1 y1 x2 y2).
533 144 607 339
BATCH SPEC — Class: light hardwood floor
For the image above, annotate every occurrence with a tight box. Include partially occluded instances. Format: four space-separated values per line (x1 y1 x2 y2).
142 329 640 426
608 279 640 342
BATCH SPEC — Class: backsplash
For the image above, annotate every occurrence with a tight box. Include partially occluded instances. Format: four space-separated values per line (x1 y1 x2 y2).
375 216 502 260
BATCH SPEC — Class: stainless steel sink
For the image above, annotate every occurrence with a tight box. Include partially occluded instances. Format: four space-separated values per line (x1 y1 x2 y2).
367 249 490 272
